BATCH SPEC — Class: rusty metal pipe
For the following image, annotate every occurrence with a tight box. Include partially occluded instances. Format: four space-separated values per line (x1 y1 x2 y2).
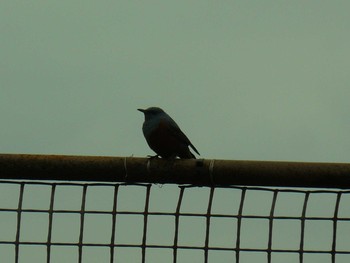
0 154 350 188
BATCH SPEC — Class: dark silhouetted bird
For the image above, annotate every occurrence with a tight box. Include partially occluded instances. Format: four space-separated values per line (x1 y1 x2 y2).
138 107 200 159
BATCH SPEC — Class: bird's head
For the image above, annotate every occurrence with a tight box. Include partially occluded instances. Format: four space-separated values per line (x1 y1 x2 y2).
138 107 165 121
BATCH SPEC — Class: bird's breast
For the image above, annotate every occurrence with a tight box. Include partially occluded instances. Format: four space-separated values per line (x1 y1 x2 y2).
144 119 185 154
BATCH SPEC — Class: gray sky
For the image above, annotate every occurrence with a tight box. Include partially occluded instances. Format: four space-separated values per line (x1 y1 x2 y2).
1 0 349 162
1 1 350 262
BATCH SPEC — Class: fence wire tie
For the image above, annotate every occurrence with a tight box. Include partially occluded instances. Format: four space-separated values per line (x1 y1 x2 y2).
146 158 151 175
209 159 215 185
124 157 128 178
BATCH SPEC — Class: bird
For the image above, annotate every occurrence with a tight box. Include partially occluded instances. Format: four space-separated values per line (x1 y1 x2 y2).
138 107 200 159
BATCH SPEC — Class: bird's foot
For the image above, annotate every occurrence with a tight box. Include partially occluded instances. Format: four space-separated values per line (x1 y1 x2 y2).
147 154 160 159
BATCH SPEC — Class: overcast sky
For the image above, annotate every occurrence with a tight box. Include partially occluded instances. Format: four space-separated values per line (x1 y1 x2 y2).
1 1 350 262
1 0 349 163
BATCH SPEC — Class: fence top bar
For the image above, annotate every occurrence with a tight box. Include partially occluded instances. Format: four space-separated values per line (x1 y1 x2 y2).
0 154 350 189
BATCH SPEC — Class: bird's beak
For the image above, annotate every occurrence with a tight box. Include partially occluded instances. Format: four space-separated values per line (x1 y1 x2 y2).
137 108 146 113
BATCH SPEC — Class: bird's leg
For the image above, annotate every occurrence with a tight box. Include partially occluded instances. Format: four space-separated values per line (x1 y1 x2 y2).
168 154 178 159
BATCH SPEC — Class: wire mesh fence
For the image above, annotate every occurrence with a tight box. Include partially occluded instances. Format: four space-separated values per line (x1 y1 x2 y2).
1 180 350 263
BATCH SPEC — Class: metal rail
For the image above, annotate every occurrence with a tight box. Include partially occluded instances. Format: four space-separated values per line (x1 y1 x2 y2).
0 154 350 188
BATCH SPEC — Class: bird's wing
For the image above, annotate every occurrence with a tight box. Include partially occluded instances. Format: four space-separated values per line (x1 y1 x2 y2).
163 118 200 156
